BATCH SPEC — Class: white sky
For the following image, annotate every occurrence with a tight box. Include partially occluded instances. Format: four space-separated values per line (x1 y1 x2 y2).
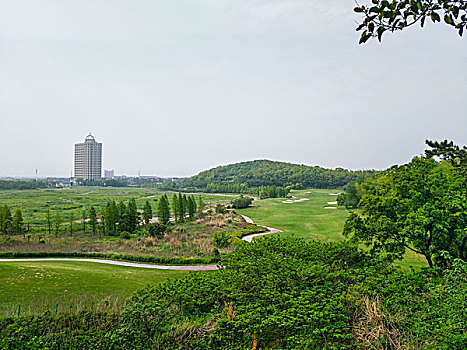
0 0 466 177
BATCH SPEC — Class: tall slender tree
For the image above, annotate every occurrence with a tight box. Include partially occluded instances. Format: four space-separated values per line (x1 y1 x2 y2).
187 196 195 220
178 193 186 221
197 195 204 215
100 212 106 236
172 194 179 221
105 201 117 235
89 206 97 235
116 202 127 229
0 205 12 234
12 209 23 234
157 195 170 224
127 199 139 233
143 200 152 226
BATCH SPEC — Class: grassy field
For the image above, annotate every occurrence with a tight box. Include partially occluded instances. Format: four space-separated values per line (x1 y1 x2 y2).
238 189 427 268
238 189 347 241
0 186 427 318
0 187 235 227
0 260 188 317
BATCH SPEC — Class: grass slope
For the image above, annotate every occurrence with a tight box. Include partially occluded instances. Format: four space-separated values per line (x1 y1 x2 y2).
238 189 347 241
0 261 187 316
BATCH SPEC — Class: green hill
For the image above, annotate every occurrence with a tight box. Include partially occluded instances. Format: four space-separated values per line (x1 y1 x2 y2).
183 159 375 189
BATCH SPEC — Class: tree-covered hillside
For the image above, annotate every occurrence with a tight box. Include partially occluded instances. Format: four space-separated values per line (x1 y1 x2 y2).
183 160 376 189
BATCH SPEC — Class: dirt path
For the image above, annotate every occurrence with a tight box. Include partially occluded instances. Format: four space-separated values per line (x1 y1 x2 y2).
0 258 218 271
240 215 282 242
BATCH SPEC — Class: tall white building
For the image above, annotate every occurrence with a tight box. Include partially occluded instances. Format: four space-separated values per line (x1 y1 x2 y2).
74 133 102 180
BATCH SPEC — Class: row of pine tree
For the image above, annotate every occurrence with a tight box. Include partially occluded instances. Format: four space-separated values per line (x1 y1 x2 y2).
0 194 205 236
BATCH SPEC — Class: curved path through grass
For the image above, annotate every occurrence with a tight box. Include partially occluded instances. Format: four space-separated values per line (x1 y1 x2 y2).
0 258 218 271
240 215 282 242
0 215 281 271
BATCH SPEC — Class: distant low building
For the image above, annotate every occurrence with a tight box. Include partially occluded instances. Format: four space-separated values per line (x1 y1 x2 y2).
104 169 115 179
74 133 102 180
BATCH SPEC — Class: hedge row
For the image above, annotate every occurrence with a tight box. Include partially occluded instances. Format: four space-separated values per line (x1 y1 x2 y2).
0 251 220 265
235 224 268 239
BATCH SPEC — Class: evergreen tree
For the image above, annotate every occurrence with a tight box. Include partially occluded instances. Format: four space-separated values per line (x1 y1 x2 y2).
143 200 152 226
187 196 195 220
0 205 12 234
177 193 186 221
100 212 106 236
116 202 128 232
197 195 204 214
12 208 23 234
116 202 127 227
105 201 117 235
191 195 197 214
183 194 188 217
157 195 170 225
172 194 179 221
89 206 97 235
127 199 139 233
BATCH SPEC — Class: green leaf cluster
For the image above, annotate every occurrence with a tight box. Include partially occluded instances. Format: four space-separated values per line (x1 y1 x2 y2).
354 0 467 43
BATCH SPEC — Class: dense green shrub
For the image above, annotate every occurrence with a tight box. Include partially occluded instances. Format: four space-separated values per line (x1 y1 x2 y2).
147 223 166 237
213 231 231 248
119 231 131 239
1 238 466 349
0 311 123 350
231 196 252 209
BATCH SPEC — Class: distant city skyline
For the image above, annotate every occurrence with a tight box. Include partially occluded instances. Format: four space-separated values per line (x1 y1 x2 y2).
0 1 465 178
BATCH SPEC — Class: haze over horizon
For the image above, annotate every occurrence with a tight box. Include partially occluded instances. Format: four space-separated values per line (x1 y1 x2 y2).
1 1 465 178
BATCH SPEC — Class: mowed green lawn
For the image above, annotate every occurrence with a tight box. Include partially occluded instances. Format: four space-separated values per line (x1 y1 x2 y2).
238 189 427 268
0 261 187 316
238 189 347 241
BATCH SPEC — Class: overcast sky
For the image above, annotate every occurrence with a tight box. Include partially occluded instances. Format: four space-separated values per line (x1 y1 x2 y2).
0 0 465 177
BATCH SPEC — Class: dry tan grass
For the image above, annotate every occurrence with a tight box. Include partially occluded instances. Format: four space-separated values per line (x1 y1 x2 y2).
0 213 244 258
352 295 421 350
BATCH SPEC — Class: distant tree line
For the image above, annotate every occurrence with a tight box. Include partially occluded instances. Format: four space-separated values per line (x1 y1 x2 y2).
0 180 49 190
76 177 174 188
76 179 128 187
205 183 290 198
158 183 290 198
